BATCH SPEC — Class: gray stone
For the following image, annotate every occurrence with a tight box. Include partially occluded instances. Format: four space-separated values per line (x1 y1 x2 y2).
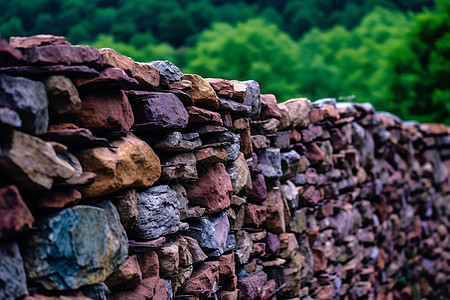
226 152 252 195
147 60 183 84
256 148 282 178
251 135 270 150
241 80 261 119
44 75 81 116
234 230 253 265
0 107 21 127
111 189 138 230
154 131 202 152
186 212 230 257
218 98 252 115
0 242 28 300
160 152 198 182
210 132 241 161
281 150 301 180
170 183 205 220
0 73 48 135
281 180 299 210
24 205 128 290
132 185 182 240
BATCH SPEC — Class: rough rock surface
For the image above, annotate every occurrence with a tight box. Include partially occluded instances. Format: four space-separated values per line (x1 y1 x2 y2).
0 185 34 238
0 242 29 300
182 74 220 110
44 75 81 116
148 60 183 84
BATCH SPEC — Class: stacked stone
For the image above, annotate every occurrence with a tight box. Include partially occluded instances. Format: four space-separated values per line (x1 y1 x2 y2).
1 34 450 300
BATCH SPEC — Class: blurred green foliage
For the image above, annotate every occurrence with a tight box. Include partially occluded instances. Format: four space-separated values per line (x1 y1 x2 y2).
1 0 449 123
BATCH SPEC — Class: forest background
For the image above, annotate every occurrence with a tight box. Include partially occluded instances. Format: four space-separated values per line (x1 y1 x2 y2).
0 0 449 124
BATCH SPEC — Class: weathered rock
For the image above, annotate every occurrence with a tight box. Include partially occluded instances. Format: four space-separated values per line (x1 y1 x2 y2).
32 188 82 209
278 98 311 129
131 92 189 131
262 181 286 233
170 183 205 220
248 174 267 203
237 271 267 300
105 255 142 290
0 107 21 128
300 186 322 206
24 205 128 290
73 68 138 90
280 233 299 259
186 163 232 214
218 252 236 280
289 208 307 234
0 242 29 300
0 185 34 239
205 131 241 162
10 35 69 47
44 75 81 116
195 144 228 164
281 150 301 180
251 118 280 135
76 133 161 197
312 247 327 273
240 127 253 156
184 261 220 297
218 98 252 115
257 148 282 178
0 73 48 135
227 152 252 195
160 152 198 182
259 94 281 120
278 252 303 298
108 276 167 300
100 48 160 88
0 37 24 66
187 106 223 125
43 124 111 149
182 74 220 110
132 185 182 240
270 130 291 149
137 251 159 279
205 78 247 102
218 290 239 300
75 91 134 132
148 60 183 84
0 65 100 78
281 180 299 210
240 80 261 119
184 236 208 264
110 189 138 229
170 79 192 91
154 131 202 152
186 212 230 257
156 242 179 278
265 232 280 258
19 44 102 67
0 130 76 190
235 230 253 265
245 203 267 228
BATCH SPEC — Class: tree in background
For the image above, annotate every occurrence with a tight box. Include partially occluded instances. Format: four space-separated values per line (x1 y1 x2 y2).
185 19 301 101
386 0 450 123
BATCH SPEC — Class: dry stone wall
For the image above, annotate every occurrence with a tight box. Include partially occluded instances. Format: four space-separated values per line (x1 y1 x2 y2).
0 34 449 300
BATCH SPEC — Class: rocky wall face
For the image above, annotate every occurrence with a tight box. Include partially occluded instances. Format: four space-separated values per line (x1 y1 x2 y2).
0 34 449 300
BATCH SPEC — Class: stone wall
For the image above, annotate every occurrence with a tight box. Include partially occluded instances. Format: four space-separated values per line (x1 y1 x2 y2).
0 35 449 300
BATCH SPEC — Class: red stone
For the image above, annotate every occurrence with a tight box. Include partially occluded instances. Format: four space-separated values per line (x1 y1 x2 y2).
137 251 159 279
105 255 142 290
34 189 82 208
262 181 286 234
312 247 327 273
309 104 339 124
260 279 276 300
75 91 134 133
73 68 139 90
290 129 302 143
0 38 24 66
300 186 322 206
304 142 324 165
0 185 34 238
108 276 167 300
245 203 267 228
205 78 246 103
314 284 334 300
187 106 223 126
10 35 70 47
259 94 281 120
184 261 220 298
218 252 236 280
240 128 253 157
186 163 232 214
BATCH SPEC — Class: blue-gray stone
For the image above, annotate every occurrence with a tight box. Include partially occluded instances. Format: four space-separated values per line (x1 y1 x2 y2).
0 242 28 300
241 80 261 119
0 73 48 135
23 205 127 290
256 148 282 178
148 60 183 84
281 150 301 180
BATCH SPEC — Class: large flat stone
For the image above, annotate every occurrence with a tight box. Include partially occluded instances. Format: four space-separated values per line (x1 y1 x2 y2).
9 35 70 47
24 205 128 290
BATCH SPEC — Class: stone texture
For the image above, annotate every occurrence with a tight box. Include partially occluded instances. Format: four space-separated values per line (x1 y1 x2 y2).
183 74 220 110
259 94 281 120
10 35 69 47
160 152 198 182
33 188 82 209
186 163 232 214
132 185 182 240
280 233 299 259
262 181 286 233
73 67 138 90
76 133 161 198
0 37 24 66
131 92 189 131
257 148 282 178
0 130 76 190
184 236 208 264
235 230 253 265
247 174 267 203
184 261 220 297
110 189 138 230
105 255 142 291
237 271 267 300
137 251 159 279
186 212 230 257
108 277 167 300
75 91 134 133
0 65 100 78
226 152 252 195
156 242 179 278
44 75 81 116
245 203 267 228
19 44 102 67
281 150 301 180
148 60 183 84
187 106 223 126
240 80 261 119
0 73 48 135
154 131 202 152
278 98 311 129
195 145 228 164
24 205 127 290
170 183 205 220
0 107 21 128
205 78 246 102
0 242 29 300
0 185 34 238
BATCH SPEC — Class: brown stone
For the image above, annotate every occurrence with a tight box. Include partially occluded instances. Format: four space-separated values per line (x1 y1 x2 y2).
44 75 81 116
300 186 322 206
187 106 223 125
312 247 327 273
137 251 159 279
108 276 167 300
184 236 208 264
240 128 253 157
260 279 276 300
309 104 339 124
0 185 34 238
110 189 138 229
218 252 236 280
217 290 239 300
245 203 267 228
227 152 252 195
278 98 311 129
205 78 247 102
186 163 232 214
262 181 286 233
10 35 70 47
314 284 334 300
76 133 161 198
184 261 220 297
305 142 325 165
259 94 281 120
290 128 302 143
75 91 134 133
183 74 220 110
105 255 142 290
170 79 192 91
251 242 266 257
0 130 76 190
34 189 82 208
279 233 299 259
156 242 179 279
73 67 138 90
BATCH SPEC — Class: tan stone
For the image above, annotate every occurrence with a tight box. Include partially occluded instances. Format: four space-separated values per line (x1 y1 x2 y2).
278 98 311 129
183 74 220 110
76 133 161 198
